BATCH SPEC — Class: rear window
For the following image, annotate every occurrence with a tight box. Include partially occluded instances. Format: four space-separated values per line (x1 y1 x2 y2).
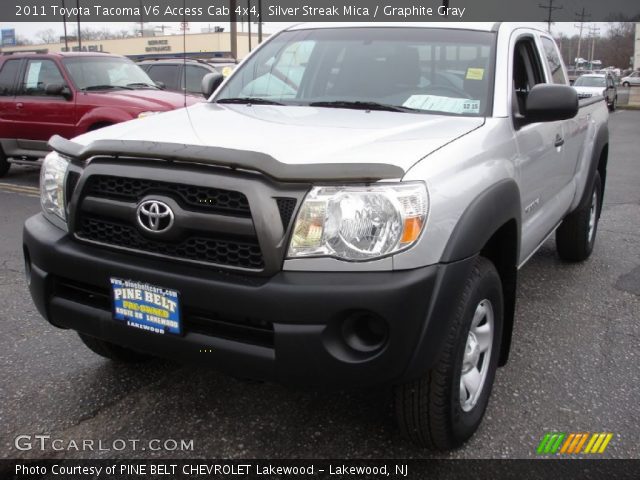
0 59 20 96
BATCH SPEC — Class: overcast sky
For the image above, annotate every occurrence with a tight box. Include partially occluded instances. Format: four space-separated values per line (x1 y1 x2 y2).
0 21 616 44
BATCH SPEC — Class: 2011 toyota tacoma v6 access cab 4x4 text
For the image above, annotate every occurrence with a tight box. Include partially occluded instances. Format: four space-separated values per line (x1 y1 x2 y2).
24 23 609 449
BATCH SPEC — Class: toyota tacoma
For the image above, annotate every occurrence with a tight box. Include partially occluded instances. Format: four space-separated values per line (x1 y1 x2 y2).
23 23 609 449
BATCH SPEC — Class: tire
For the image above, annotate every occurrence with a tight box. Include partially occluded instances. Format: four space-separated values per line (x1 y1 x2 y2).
623 82 630 87
78 333 153 363
608 96 616 112
395 256 503 450
0 149 10 178
556 172 602 262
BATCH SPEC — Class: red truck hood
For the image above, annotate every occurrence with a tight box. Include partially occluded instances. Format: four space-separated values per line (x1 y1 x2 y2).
95 89 203 110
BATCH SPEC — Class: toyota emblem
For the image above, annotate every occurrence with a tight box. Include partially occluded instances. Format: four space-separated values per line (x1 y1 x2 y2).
136 200 174 233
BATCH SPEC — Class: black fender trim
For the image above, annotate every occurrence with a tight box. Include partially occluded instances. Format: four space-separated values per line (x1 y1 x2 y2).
575 123 609 212
48 135 405 183
441 179 521 263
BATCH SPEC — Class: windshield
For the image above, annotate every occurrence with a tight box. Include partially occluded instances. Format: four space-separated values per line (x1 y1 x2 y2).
215 27 496 116
574 76 606 87
63 56 157 91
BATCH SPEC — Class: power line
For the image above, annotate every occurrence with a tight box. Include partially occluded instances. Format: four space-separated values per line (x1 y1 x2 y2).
538 0 563 33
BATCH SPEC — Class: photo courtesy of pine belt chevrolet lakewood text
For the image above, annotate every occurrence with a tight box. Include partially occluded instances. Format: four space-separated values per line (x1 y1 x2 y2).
23 23 609 450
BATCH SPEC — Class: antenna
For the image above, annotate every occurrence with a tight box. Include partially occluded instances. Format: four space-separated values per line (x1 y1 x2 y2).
183 0 187 108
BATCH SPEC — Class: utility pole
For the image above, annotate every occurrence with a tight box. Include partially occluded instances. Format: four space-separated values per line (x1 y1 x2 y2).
139 0 144 37
574 8 590 66
61 0 69 51
257 0 262 43
76 0 81 50
587 24 601 68
230 0 237 59
247 0 252 51
538 0 563 33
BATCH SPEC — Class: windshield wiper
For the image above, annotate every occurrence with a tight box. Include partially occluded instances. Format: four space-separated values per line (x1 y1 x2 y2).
126 82 160 89
81 85 133 91
216 97 284 106
308 100 419 113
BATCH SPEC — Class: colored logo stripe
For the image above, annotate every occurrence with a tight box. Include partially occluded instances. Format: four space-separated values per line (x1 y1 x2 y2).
537 433 613 454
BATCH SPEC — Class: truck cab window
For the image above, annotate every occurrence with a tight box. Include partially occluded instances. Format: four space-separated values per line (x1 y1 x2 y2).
513 39 545 115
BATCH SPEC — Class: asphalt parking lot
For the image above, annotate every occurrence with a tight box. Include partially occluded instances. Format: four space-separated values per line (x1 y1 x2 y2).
1 110 639 460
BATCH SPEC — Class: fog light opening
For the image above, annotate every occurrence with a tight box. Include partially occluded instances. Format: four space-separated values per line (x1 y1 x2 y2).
341 312 389 353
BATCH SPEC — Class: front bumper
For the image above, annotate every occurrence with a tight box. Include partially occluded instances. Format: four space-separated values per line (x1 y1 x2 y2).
24 213 475 388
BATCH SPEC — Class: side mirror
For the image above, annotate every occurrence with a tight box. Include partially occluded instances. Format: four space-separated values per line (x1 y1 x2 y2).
45 83 72 100
201 72 224 98
155 81 166 90
524 84 578 124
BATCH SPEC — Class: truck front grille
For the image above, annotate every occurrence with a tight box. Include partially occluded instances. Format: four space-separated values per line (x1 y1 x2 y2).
69 161 306 275
77 216 264 270
85 175 251 217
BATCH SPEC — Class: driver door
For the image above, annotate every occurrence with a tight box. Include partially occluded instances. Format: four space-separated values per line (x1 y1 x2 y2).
12 58 76 144
512 35 569 261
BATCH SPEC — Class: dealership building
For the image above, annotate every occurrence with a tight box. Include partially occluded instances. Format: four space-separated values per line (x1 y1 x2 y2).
0 30 263 60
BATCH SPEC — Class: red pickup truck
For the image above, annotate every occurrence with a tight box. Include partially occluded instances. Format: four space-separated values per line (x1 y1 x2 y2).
0 52 203 177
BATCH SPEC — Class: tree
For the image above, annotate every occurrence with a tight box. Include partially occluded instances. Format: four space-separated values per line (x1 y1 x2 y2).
36 28 57 44
15 35 33 46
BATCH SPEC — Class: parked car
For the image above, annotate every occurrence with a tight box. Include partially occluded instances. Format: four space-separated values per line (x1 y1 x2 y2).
138 58 237 96
24 23 609 450
620 71 640 87
573 73 618 111
566 68 593 85
0 51 203 177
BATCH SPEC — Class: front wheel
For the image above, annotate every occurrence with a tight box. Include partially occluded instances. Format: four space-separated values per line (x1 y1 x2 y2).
556 172 602 262
623 82 630 87
394 257 503 450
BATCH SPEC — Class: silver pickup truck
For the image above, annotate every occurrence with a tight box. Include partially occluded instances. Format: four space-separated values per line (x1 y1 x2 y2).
24 23 609 449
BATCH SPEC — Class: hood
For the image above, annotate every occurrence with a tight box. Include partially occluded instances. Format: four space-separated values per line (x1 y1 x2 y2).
96 88 203 110
72 102 485 172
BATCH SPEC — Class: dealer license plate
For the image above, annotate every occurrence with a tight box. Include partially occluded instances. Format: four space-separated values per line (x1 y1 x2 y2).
110 278 181 335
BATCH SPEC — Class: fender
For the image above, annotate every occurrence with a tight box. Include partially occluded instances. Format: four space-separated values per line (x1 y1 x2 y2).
76 107 136 134
403 180 521 378
441 179 521 263
574 122 608 212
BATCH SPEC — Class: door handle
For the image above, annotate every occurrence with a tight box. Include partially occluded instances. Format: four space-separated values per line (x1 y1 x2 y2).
16 102 24 109
554 134 564 148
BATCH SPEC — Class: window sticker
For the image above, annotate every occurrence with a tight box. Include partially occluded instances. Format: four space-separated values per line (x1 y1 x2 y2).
466 68 485 80
403 95 481 114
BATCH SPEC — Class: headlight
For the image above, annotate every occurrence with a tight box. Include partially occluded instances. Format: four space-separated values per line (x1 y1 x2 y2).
40 151 69 222
288 183 428 261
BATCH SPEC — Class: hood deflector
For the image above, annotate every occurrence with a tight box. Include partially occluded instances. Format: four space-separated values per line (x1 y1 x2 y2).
49 135 405 183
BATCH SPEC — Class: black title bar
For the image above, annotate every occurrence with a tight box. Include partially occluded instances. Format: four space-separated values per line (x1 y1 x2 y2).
3 0 639 22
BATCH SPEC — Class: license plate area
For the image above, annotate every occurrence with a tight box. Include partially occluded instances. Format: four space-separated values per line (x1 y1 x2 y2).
110 278 181 335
